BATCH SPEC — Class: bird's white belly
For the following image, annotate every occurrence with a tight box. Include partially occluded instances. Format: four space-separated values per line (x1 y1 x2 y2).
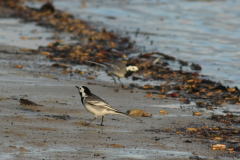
84 103 110 116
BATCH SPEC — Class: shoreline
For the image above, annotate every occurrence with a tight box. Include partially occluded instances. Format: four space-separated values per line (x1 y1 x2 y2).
0 1 239 159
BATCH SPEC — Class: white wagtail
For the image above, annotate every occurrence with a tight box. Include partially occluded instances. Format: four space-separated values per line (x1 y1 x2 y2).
75 86 139 126
84 60 138 86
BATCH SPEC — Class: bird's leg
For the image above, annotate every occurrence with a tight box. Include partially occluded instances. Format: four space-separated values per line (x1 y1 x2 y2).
118 77 124 88
86 117 97 125
100 116 104 126
111 75 117 84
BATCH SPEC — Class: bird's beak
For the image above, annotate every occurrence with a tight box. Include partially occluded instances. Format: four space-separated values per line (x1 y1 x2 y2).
75 86 79 89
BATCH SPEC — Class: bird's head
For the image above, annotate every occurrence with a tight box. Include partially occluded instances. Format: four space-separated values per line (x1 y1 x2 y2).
126 65 138 72
75 86 92 97
124 65 139 78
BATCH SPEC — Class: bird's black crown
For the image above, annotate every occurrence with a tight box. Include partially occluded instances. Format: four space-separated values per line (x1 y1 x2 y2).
82 86 92 95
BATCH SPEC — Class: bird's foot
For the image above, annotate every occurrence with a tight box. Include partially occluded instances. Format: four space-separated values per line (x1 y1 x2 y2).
121 84 127 89
84 121 90 126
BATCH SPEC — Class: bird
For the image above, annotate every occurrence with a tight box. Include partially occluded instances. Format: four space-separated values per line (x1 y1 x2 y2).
84 60 138 86
75 86 139 126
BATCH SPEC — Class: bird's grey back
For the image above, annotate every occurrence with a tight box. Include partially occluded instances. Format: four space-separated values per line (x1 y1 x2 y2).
104 61 127 78
86 94 105 102
85 94 117 111
106 62 126 71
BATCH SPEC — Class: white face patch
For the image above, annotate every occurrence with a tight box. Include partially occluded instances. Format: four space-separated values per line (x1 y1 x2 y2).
126 66 138 72
80 86 86 97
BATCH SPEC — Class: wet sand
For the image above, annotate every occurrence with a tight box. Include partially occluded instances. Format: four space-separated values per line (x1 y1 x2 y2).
0 47 232 159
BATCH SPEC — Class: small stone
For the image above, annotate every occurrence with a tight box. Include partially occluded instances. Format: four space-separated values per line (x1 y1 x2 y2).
126 109 148 117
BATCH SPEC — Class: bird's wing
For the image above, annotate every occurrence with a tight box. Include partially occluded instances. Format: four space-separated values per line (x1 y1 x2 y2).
84 60 122 71
86 94 118 111
104 62 122 71
84 60 107 68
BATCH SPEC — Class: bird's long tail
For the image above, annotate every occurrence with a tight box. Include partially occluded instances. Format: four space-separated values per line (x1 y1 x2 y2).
114 111 142 121
84 60 107 68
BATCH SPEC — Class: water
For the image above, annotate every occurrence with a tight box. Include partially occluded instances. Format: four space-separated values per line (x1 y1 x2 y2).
0 19 54 49
26 0 240 88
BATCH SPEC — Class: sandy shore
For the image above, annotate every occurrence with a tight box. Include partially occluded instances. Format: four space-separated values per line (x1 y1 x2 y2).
0 46 233 160
0 2 237 159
